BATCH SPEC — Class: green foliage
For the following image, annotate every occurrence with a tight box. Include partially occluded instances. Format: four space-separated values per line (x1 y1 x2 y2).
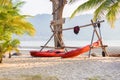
4 39 20 52
0 0 35 36
70 0 103 18
0 39 20 57
70 0 120 27
0 74 59 80
24 75 42 80
23 75 59 80
0 0 36 63
87 76 100 80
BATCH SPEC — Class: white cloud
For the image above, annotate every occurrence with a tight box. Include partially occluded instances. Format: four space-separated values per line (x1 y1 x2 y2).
20 0 91 17
20 0 52 15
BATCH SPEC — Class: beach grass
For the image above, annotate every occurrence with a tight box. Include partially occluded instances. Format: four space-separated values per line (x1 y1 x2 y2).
86 76 100 80
0 74 59 80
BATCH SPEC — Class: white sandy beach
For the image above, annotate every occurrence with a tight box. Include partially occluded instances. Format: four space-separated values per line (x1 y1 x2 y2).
0 54 120 80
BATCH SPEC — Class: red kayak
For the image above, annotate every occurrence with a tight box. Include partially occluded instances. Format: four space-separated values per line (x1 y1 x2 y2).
30 40 100 58
30 50 64 57
61 40 100 58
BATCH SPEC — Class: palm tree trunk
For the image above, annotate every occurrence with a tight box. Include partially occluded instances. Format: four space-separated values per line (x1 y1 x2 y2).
0 58 2 63
0 54 3 63
50 0 67 49
9 52 11 58
54 25 63 48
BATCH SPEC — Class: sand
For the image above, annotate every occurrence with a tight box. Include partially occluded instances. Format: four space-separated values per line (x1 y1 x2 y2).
0 54 120 80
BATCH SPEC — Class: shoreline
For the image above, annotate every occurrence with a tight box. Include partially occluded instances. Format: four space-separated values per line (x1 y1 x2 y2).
17 46 120 57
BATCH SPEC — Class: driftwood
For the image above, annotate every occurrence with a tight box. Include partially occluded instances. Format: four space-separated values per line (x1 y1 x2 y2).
108 53 120 57
91 53 120 57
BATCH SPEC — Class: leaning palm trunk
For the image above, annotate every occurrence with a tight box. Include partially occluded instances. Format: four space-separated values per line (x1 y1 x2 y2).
50 0 67 49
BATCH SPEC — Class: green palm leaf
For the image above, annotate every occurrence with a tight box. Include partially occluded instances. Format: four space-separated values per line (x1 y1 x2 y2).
70 0 120 27
106 1 120 27
70 0 103 18
0 0 36 63
93 0 114 21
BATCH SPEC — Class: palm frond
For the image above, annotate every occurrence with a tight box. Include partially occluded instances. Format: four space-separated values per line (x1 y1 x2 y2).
69 0 79 3
93 0 114 21
106 1 120 27
11 16 36 36
0 0 8 6
13 1 25 8
70 0 103 18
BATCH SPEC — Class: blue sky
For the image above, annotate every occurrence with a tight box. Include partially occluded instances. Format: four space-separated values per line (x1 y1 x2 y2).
20 0 91 17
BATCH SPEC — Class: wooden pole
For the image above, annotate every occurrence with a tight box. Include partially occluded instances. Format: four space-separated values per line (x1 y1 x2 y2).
40 32 55 51
89 20 108 57
62 20 104 31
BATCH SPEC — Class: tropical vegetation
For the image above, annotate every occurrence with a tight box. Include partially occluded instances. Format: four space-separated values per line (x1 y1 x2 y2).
0 0 35 63
70 0 120 27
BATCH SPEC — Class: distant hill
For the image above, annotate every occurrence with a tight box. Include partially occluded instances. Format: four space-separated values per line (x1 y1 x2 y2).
14 14 120 41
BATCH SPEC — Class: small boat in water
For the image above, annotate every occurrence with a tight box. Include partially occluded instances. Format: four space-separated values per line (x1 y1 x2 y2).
30 40 100 58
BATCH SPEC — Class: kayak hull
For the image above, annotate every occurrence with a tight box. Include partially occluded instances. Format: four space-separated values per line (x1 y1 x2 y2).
30 50 64 57
30 40 100 58
61 40 100 58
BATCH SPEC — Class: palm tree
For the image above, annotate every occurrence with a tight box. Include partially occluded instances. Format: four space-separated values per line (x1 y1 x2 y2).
0 0 35 36
0 0 35 63
5 39 20 58
50 0 67 49
70 0 120 27
0 39 20 59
